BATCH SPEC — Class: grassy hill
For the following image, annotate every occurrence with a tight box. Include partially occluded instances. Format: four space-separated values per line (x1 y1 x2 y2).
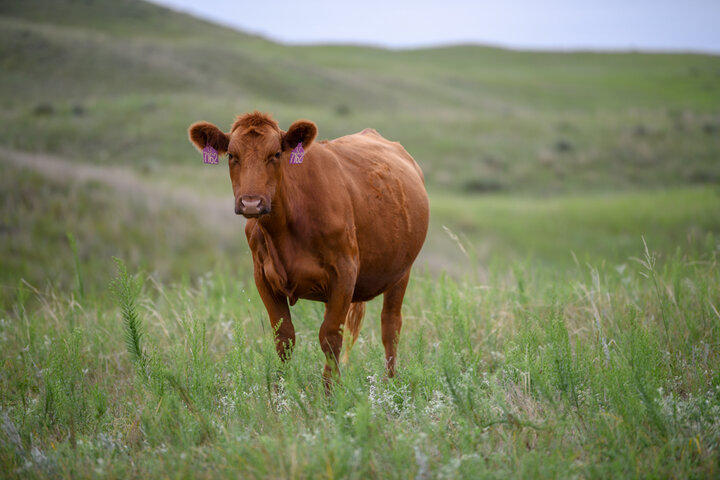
1 0 719 192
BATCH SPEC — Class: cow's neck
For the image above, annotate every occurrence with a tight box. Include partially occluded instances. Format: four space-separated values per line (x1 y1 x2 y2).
254 180 296 291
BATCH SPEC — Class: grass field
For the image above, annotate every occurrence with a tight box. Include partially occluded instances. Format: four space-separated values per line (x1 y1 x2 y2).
1 0 720 478
2 208 719 478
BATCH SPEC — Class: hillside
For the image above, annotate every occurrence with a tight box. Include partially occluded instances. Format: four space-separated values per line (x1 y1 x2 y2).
1 0 719 192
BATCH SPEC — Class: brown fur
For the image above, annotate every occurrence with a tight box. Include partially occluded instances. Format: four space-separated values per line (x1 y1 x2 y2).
231 111 282 136
187 112 429 390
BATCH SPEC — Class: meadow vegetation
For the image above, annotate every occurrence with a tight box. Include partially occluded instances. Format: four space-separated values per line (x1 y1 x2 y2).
2 232 719 478
1 0 719 477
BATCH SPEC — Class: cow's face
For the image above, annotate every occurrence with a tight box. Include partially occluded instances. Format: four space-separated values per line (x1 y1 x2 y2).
188 113 317 219
226 127 282 218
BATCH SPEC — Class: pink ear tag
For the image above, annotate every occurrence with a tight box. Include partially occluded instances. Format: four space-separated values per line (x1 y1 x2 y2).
202 145 218 165
289 142 304 164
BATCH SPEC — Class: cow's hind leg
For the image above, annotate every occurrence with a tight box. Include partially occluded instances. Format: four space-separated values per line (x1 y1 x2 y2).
381 271 411 378
340 302 366 366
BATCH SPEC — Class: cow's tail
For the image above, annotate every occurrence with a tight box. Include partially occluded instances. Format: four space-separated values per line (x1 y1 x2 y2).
340 302 366 365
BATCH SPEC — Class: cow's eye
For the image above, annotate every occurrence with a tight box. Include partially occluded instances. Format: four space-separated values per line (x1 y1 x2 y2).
274 151 281 159
228 153 238 164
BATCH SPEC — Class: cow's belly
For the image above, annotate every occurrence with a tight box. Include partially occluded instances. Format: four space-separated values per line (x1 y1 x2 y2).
286 259 406 304
351 181 429 301
282 240 419 304
351 269 408 302
289 265 409 304
290 270 406 304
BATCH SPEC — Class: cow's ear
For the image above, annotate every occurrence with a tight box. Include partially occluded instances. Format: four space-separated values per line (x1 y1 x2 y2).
282 120 317 151
188 121 229 154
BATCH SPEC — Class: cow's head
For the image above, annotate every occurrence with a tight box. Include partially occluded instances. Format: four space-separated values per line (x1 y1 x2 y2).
188 112 317 218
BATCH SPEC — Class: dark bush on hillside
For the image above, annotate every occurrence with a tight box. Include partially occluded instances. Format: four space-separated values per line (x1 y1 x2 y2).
462 178 505 193
554 138 573 152
33 103 54 115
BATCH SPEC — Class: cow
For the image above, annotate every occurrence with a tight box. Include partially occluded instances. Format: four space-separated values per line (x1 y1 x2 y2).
188 112 429 389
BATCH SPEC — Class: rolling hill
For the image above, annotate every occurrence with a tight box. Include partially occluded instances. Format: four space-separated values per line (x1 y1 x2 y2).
1 0 719 193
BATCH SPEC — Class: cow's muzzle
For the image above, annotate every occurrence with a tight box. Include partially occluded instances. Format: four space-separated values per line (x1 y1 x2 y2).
235 195 270 218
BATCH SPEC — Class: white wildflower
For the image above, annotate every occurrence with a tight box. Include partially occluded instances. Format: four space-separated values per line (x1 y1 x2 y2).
219 394 236 415
271 378 290 413
299 431 316 444
424 390 450 418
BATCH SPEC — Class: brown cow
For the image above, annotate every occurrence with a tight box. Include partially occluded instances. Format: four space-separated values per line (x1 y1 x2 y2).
188 112 429 388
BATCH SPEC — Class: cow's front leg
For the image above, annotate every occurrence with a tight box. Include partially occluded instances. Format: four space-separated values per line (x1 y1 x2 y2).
319 274 355 392
254 270 295 361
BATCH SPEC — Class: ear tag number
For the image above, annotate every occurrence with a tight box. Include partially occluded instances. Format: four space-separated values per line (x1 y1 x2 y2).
289 142 304 164
202 145 218 165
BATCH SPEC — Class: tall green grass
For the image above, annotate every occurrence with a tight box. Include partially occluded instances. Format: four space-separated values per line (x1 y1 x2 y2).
1 238 718 478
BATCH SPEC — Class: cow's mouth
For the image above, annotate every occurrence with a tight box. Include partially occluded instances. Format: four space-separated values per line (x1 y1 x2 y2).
237 206 271 219
241 212 266 219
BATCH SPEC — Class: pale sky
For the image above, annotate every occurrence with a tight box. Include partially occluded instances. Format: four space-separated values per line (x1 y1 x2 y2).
149 0 720 53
